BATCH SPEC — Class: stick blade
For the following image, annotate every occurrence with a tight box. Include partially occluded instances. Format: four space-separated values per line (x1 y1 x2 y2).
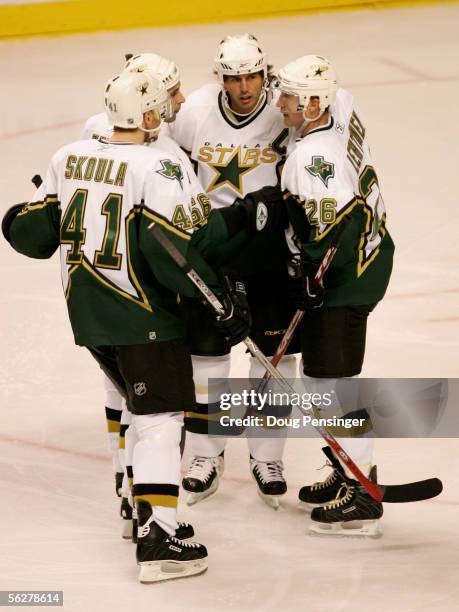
381 478 443 503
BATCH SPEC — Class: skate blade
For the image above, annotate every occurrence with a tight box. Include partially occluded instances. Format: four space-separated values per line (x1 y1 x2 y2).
139 558 208 583
298 501 323 513
309 519 382 539
185 478 219 506
122 519 134 540
257 489 280 510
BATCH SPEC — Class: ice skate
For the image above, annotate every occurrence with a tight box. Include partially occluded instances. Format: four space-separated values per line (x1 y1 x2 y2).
131 511 193 543
115 471 124 498
176 522 195 540
182 452 224 505
309 466 383 538
131 505 138 543
120 496 135 539
136 502 207 583
250 457 287 510
298 463 345 512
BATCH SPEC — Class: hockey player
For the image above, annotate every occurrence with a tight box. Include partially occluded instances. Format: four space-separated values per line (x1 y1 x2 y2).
2 71 251 581
169 34 299 508
82 52 185 141
81 52 189 539
271 55 394 536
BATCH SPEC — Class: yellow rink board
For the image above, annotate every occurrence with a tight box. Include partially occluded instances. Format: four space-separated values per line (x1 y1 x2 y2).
0 0 456 39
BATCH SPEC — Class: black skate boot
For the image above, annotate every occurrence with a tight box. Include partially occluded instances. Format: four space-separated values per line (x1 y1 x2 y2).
115 472 124 498
250 456 287 510
298 463 346 512
132 505 138 543
120 496 135 540
131 514 192 544
136 502 207 583
309 452 383 538
176 522 195 540
182 452 224 505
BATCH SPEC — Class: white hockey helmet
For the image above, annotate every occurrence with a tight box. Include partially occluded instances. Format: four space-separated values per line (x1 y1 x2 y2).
277 55 338 118
104 70 171 130
214 34 268 84
124 52 180 90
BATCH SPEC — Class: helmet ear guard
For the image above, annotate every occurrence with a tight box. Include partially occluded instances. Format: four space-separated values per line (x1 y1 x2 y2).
277 55 338 120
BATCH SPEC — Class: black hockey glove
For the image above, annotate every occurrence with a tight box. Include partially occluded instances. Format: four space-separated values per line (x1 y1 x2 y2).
218 185 288 237
2 203 27 245
213 271 252 346
287 257 324 310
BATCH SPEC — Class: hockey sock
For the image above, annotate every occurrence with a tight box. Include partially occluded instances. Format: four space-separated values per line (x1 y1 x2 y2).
302 373 374 477
333 377 374 476
247 354 297 461
334 437 373 477
125 418 138 493
187 432 226 458
249 353 298 380
103 375 124 474
132 412 183 536
119 408 131 498
186 354 231 457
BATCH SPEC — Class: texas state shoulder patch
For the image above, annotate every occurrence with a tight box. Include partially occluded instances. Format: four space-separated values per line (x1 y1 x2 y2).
156 159 184 189
305 155 335 187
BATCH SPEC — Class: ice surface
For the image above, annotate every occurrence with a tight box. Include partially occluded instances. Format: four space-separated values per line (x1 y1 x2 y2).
1 3 458 610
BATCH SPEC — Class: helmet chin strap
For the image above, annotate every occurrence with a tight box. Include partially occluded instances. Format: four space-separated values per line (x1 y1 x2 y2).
139 123 161 142
138 101 173 140
295 106 328 137
301 106 323 124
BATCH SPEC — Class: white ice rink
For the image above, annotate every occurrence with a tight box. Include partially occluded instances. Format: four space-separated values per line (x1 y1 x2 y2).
1 2 459 610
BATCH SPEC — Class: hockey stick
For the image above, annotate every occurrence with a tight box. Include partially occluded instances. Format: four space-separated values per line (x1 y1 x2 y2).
147 220 443 504
260 214 353 387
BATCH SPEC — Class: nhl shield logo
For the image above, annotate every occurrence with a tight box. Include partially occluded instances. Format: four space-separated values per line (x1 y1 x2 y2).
134 382 147 396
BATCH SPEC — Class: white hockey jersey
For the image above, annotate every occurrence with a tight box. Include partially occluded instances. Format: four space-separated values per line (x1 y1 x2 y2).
282 88 390 275
281 88 394 304
80 112 208 229
11 136 221 345
169 84 289 208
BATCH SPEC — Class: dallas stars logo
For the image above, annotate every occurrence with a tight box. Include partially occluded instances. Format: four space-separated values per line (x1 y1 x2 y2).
306 155 335 187
207 146 258 195
137 82 149 95
156 159 184 189
314 66 327 76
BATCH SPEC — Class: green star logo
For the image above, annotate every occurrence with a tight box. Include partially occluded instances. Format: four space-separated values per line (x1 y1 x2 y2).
137 82 149 95
156 159 184 189
206 146 258 196
314 66 326 76
306 155 335 187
